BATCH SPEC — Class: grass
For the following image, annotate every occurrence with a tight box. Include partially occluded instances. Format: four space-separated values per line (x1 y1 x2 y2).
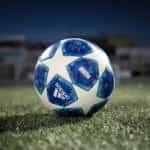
0 82 150 150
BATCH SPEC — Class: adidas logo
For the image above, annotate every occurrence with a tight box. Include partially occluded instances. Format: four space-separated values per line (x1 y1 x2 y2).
53 83 69 100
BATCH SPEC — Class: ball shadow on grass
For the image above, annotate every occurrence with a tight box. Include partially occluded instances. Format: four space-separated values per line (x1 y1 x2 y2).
0 113 88 133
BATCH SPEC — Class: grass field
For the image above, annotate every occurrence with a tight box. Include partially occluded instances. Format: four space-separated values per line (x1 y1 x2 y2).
0 82 150 150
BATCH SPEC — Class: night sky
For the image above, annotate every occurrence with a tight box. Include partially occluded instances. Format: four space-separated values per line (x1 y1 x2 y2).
0 0 150 45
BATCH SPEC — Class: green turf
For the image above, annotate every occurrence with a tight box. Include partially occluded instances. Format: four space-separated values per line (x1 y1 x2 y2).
0 83 150 150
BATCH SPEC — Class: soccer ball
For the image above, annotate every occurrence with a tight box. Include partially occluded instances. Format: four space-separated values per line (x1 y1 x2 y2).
34 38 115 116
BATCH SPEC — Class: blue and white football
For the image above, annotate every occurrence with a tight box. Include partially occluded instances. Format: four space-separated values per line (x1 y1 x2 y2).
34 38 115 116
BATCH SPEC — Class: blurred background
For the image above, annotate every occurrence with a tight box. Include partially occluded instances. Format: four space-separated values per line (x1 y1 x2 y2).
0 0 150 85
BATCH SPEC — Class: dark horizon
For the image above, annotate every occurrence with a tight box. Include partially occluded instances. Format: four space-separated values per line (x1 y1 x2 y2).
0 0 150 46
